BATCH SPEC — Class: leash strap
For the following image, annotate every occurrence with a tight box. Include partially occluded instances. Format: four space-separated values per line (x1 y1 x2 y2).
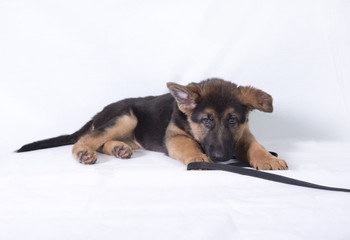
187 152 350 193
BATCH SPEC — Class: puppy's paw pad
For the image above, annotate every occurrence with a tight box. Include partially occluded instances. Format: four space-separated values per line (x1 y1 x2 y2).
112 145 132 159
77 151 97 164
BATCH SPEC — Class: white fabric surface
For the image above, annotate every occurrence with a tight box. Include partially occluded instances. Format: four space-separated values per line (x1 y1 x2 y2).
1 1 350 239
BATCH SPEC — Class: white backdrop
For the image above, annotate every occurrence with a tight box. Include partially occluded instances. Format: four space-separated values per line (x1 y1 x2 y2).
1 1 350 240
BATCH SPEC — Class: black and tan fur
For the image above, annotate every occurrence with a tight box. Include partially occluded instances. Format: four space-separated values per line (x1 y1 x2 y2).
17 78 288 170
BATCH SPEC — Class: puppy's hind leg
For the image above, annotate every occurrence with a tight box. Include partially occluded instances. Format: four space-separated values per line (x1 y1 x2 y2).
72 113 138 164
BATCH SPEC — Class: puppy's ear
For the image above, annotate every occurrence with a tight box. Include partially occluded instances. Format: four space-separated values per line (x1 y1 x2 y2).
167 82 199 115
237 86 273 112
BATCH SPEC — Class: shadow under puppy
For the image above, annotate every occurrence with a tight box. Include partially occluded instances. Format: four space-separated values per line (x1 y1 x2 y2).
17 78 288 170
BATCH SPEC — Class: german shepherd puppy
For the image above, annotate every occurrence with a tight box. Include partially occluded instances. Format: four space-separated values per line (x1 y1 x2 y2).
17 78 288 170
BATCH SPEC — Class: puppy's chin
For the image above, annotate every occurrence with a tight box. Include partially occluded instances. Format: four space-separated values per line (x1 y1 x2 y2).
208 155 233 163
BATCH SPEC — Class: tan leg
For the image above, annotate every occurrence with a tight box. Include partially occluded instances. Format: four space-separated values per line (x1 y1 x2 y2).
165 123 212 165
72 114 138 164
235 126 288 170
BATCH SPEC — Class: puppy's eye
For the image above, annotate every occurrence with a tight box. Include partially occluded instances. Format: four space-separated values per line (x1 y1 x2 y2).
228 117 237 125
201 118 213 127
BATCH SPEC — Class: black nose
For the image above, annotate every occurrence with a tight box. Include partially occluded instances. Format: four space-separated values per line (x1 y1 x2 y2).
210 150 226 162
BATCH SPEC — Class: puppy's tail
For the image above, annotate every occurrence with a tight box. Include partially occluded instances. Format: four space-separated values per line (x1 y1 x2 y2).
16 120 93 153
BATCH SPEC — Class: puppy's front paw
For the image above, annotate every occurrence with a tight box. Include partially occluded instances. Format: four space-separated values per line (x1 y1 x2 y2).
185 153 212 165
251 156 288 170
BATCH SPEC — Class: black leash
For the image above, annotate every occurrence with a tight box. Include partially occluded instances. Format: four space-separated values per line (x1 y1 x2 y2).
187 152 350 193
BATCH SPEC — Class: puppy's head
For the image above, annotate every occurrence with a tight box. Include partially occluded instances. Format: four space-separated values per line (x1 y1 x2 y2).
167 78 273 162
